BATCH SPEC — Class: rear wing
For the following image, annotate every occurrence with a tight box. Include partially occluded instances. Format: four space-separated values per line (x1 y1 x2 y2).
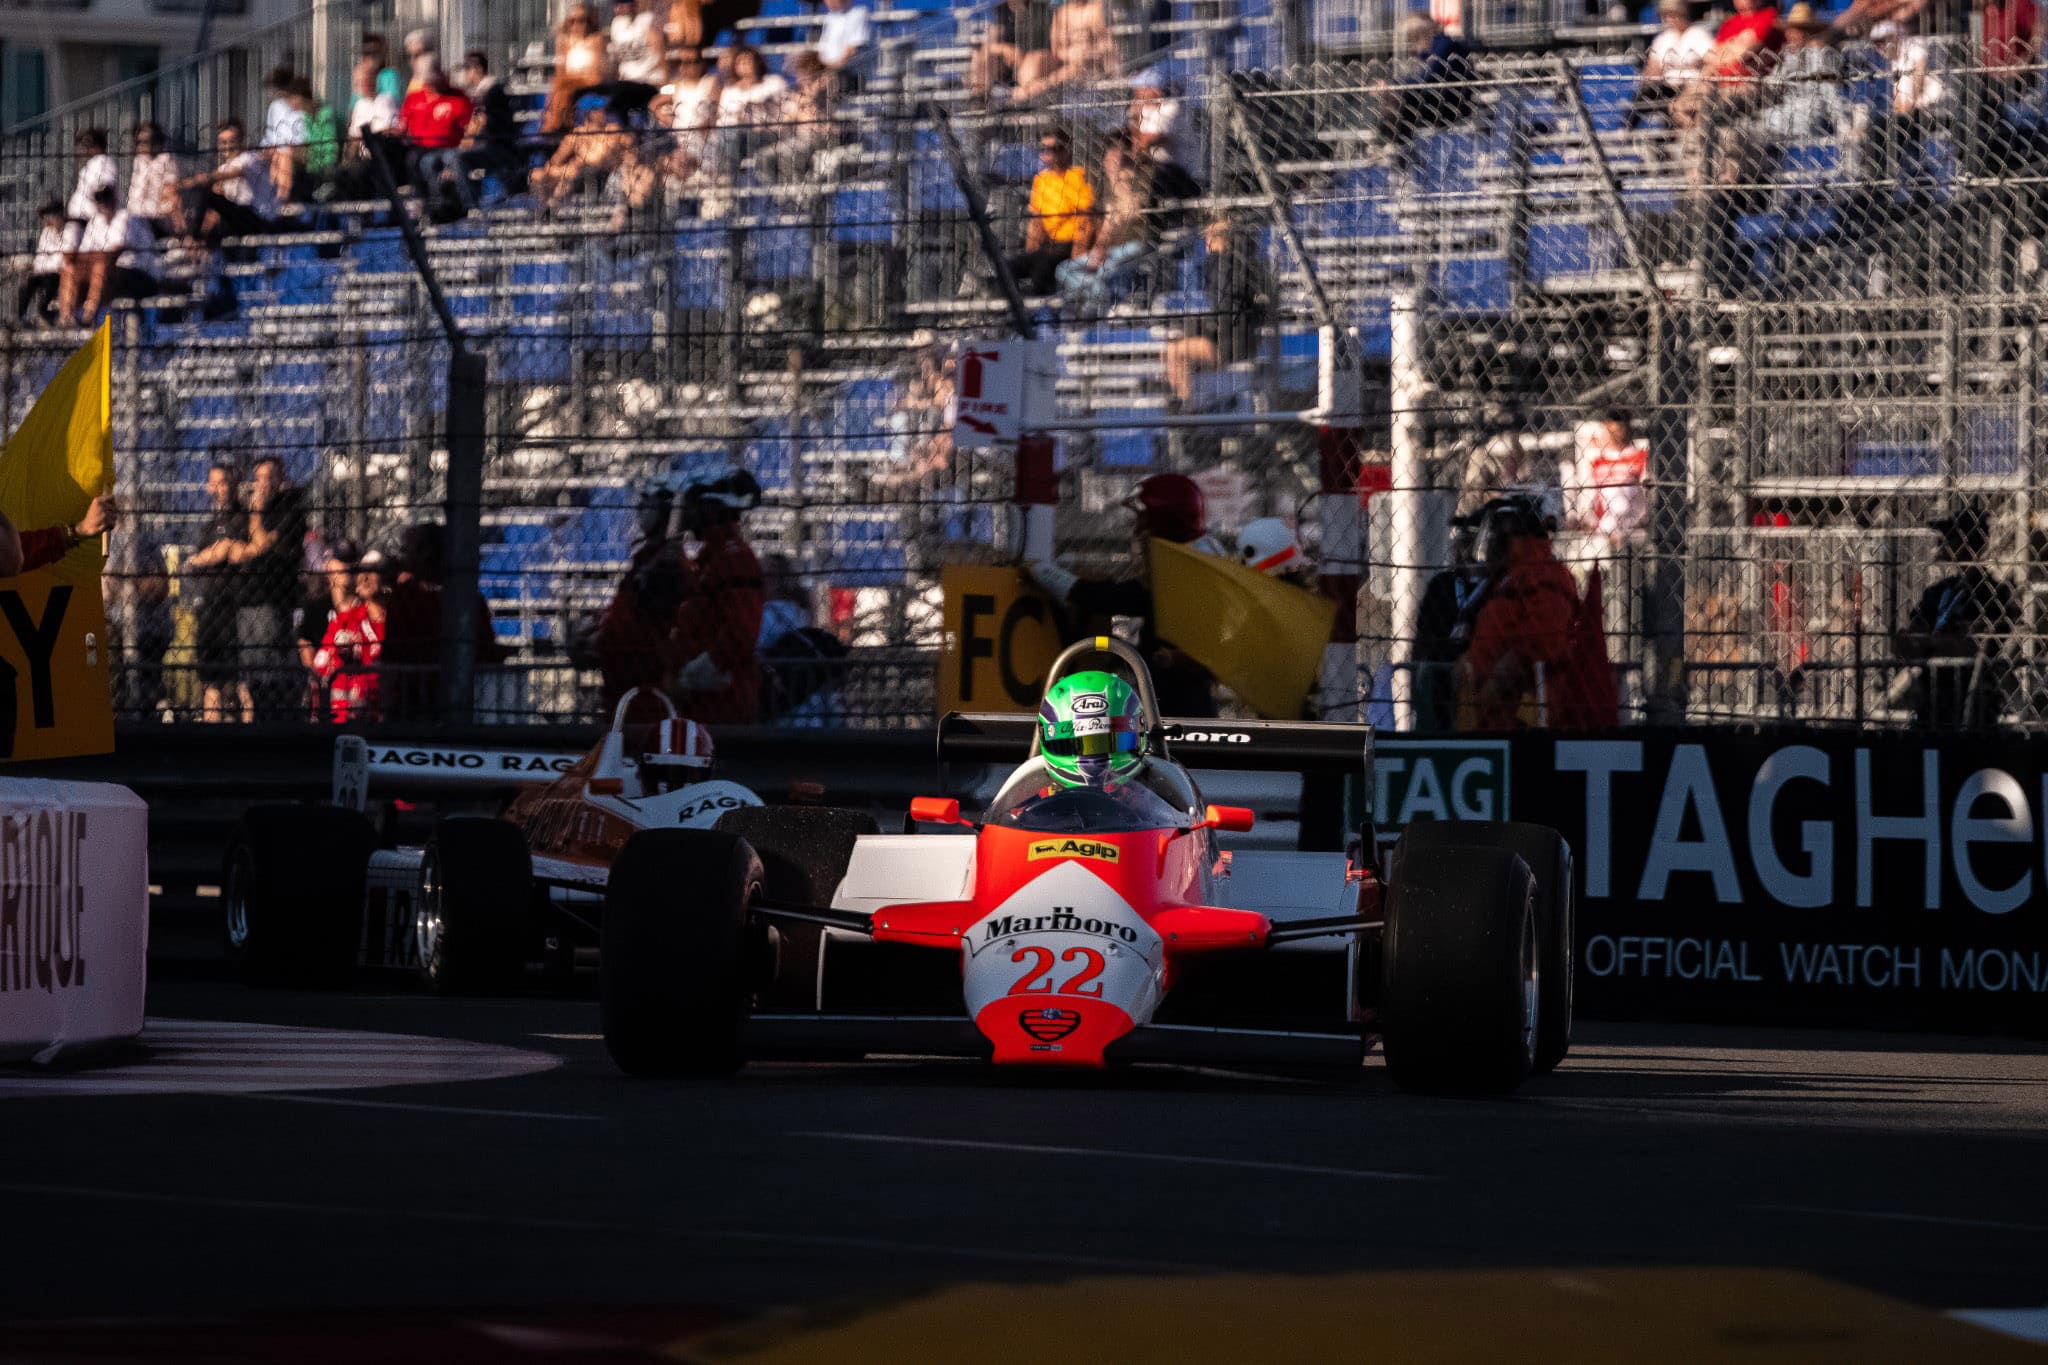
936 713 1372 778
332 736 584 811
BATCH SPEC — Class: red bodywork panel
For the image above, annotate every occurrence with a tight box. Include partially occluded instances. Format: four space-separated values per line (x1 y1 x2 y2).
870 823 1275 1066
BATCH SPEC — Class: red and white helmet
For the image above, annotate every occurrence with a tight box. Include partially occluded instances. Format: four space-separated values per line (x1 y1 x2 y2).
1236 517 1303 575
647 717 715 770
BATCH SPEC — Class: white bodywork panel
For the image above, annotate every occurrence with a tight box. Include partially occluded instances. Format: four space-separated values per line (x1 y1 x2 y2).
959 860 1168 1030
831 834 976 913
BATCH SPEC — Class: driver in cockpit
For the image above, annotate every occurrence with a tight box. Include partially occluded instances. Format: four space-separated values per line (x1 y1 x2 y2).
1007 668 1200 821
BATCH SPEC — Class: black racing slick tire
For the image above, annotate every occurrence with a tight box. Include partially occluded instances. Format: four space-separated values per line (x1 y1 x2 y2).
417 817 533 995
1380 841 1539 1095
714 805 878 904
223 805 376 987
602 828 761 1077
1397 820 1574 1073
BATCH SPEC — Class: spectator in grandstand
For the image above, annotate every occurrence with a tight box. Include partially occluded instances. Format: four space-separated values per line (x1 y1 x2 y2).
1626 0 1716 130
1894 500 2018 728
1672 0 1781 125
405 28 441 93
716 44 791 133
1054 134 1154 306
1015 0 1117 100
971 0 1054 100
68 129 119 224
362 32 404 101
12 200 72 327
1162 216 1272 409
1371 15 1476 152
335 58 403 199
817 0 873 80
1562 406 1648 541
885 341 955 482
605 0 666 117
293 75 342 199
457 52 525 198
1877 21 1950 119
53 185 158 326
262 66 309 200
764 52 843 179
658 45 723 183
545 4 612 137
1981 0 2038 74
1027 472 1221 717
1456 398 1558 518
127 123 181 238
530 106 656 223
672 470 766 724
1003 126 1098 296
1128 69 1202 197
183 462 248 723
179 118 281 245
1759 4 1843 142
400 63 477 215
1457 494 1586 730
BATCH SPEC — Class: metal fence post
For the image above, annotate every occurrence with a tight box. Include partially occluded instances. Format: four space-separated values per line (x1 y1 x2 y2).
441 349 487 723
1642 305 1690 725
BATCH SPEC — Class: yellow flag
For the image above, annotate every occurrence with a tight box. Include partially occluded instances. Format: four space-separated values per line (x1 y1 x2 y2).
1150 537 1335 720
0 322 116 760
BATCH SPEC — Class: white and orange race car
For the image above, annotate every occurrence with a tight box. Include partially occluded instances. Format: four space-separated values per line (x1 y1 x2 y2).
602 639 1575 1093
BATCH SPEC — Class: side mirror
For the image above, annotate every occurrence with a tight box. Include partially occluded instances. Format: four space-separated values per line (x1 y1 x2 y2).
1204 804 1255 834
910 796 971 826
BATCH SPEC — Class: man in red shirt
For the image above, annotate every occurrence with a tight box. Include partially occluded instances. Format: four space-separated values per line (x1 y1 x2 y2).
399 63 475 211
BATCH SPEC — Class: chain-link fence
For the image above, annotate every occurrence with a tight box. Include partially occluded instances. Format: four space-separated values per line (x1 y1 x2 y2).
6 19 2048 732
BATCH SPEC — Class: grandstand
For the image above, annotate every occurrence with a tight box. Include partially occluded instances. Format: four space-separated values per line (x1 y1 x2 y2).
3 0 2045 730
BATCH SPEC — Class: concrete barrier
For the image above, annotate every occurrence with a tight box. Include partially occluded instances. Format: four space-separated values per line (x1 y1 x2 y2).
0 779 148 1064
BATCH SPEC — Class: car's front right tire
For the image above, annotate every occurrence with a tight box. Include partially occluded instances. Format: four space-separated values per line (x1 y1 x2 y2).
601 828 762 1077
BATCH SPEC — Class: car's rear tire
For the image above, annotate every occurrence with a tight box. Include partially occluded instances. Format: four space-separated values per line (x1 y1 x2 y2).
417 817 533 996
1380 841 1538 1095
223 805 376 987
602 828 761 1077
714 805 878 904
1397 820 1573 1072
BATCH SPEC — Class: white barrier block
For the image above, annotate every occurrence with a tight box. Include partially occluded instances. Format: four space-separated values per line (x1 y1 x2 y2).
0 779 148 1065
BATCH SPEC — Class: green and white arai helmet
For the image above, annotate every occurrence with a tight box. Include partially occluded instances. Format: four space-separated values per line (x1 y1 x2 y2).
1038 670 1147 787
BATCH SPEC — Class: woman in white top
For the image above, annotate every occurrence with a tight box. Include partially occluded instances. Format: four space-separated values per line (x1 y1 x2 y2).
1626 0 1716 128
67 130 120 223
612 0 666 84
126 122 182 235
716 45 789 126
660 46 723 180
15 200 75 325
56 186 157 326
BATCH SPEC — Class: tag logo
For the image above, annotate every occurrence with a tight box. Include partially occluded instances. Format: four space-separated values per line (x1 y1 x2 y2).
1028 838 1120 863
1072 693 1107 716
1019 1007 1080 1042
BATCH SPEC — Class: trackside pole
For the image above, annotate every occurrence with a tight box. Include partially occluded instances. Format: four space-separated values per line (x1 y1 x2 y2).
1015 434 1058 563
1389 291 1425 733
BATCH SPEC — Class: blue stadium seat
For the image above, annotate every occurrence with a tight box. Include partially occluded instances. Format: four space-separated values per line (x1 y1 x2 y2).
833 187 893 244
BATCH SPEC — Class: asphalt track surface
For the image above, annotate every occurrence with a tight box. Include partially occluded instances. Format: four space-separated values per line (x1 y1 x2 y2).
8 955 2048 1343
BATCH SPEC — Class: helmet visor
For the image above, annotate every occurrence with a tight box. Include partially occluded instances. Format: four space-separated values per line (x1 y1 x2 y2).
1044 715 1143 760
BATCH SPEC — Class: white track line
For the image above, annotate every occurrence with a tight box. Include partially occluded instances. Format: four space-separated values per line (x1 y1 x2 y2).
0 1182 615 1233
1745 1203 2048 1234
234 1093 604 1122
793 1130 1436 1182
1949 1308 2048 1344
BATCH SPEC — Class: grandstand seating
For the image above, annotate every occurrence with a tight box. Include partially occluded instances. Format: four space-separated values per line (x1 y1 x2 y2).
4 12 2030 725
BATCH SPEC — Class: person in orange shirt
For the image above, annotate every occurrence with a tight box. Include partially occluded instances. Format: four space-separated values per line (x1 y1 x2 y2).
1003 126 1098 295
1458 496 1583 730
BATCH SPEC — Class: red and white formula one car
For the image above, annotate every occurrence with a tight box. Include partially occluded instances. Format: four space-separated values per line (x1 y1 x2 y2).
602 639 1574 1092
